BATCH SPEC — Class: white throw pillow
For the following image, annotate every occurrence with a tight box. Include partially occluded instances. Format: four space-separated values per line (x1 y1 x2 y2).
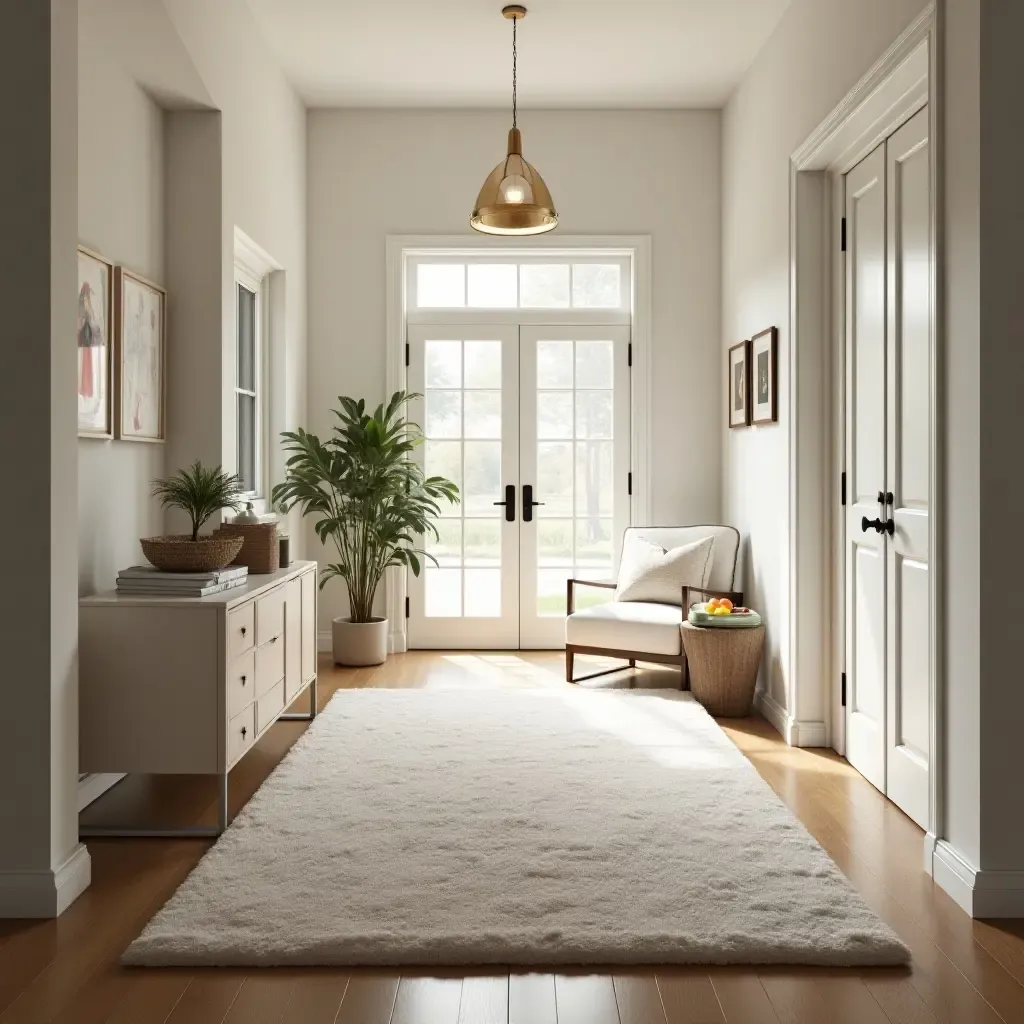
614 533 715 605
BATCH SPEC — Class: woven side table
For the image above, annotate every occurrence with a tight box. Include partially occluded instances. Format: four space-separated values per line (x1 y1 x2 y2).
681 621 765 717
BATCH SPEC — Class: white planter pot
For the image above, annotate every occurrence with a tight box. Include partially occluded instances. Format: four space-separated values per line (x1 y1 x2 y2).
332 616 388 667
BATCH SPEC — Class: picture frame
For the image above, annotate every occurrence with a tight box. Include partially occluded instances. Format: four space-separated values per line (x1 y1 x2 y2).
728 339 751 428
114 267 167 442
77 245 114 439
750 326 778 425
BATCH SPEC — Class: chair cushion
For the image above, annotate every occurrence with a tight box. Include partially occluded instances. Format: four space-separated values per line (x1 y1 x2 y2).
566 601 683 656
615 533 714 605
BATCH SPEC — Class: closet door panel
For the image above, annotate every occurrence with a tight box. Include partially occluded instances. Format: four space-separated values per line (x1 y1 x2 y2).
885 105 931 829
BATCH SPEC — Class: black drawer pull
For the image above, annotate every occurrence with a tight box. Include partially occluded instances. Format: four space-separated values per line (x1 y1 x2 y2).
241 726 247 739
241 626 247 636
241 675 247 685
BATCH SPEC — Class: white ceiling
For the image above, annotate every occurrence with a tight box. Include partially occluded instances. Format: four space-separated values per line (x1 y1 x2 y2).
245 0 792 109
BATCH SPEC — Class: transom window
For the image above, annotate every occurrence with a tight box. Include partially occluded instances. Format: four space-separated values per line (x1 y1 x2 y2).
409 255 630 313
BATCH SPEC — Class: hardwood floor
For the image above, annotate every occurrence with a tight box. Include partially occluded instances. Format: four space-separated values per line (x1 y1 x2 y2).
6 651 1023 1023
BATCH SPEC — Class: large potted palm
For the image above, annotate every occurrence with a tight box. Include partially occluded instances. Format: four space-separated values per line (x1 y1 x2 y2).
272 391 459 666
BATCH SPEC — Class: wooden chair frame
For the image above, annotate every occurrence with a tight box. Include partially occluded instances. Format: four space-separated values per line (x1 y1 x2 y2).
565 580 744 686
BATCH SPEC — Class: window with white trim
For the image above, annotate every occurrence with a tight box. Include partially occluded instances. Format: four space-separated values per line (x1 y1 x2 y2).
234 263 263 498
407 254 631 315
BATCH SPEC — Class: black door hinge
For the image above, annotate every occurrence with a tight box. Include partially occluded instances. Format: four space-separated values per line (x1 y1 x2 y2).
841 672 847 707
405 342 410 367
840 217 847 252
405 596 410 618
627 472 633 496
627 343 632 367
841 471 846 506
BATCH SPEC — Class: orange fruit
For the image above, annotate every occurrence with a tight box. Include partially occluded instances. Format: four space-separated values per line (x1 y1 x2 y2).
720 598 734 611
707 598 720 611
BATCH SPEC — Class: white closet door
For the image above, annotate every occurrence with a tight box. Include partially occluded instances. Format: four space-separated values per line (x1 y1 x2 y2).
406 326 521 648
844 142 888 793
518 326 631 649
885 107 931 828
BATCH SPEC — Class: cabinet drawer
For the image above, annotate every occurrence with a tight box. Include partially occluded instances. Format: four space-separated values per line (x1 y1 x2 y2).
227 603 255 662
255 636 285 696
256 586 286 645
227 649 256 719
227 703 256 766
257 679 286 734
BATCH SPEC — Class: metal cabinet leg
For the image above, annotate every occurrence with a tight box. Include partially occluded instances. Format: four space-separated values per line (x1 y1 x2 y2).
280 675 318 722
218 772 229 833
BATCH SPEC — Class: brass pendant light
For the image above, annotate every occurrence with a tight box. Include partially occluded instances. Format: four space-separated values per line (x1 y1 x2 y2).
470 5 558 235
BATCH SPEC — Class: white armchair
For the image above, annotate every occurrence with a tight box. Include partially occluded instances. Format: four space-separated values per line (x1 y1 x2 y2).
565 525 743 686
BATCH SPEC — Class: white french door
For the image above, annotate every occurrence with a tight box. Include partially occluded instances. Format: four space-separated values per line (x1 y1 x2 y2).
843 105 931 829
406 324 631 649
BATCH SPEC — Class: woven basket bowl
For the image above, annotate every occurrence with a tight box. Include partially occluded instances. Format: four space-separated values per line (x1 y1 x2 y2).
140 535 245 573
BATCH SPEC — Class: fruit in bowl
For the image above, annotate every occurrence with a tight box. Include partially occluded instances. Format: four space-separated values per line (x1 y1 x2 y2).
706 597 734 616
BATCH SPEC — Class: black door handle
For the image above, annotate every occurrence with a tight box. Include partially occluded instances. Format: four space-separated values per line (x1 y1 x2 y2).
861 516 884 534
493 484 516 522
882 517 895 536
522 484 544 523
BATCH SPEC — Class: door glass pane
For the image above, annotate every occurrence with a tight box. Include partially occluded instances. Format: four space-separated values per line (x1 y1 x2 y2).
538 519 574 566
425 440 462 515
575 390 613 438
463 441 501 516
464 341 502 388
464 569 501 617
534 338 620 617
572 264 621 308
464 391 501 439
425 390 462 438
467 264 517 308
464 519 500 566
520 264 570 308
536 341 573 388
576 440 614 517
426 519 461 565
537 392 573 439
576 340 614 388
425 341 461 388
417 264 465 307
537 441 573 516
426 569 462 616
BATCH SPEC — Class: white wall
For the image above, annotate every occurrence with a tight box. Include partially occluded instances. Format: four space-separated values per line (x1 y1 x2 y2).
721 0 927 719
162 0 307 538
77 15 165 594
307 108 722 629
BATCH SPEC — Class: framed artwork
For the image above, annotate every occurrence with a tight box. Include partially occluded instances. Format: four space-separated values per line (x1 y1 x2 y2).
115 267 166 442
728 339 751 428
751 326 778 425
77 246 114 438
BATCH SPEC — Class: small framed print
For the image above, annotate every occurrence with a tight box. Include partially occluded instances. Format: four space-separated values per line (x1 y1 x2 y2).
77 246 114 439
115 267 166 442
728 339 750 428
751 326 778 425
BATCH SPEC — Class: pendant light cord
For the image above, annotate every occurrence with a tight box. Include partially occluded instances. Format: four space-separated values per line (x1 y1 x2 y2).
512 15 518 128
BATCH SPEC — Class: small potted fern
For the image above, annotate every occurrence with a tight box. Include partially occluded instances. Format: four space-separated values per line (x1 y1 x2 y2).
143 461 246 572
273 391 459 665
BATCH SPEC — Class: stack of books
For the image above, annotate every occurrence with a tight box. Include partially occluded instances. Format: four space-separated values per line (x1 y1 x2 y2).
116 565 249 597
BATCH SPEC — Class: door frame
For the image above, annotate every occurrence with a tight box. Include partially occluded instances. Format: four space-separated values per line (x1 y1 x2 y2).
786 5 942 859
384 234 652 653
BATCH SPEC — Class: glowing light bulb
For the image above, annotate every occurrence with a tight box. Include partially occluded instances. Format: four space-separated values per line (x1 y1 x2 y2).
499 173 532 205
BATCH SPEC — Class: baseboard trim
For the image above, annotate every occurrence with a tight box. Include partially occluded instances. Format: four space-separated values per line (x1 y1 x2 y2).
923 831 939 875
932 839 1024 917
388 629 408 654
790 719 829 748
0 843 91 918
317 630 331 653
754 688 789 740
77 773 125 812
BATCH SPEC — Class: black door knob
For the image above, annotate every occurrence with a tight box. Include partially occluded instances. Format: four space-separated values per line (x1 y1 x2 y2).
492 483 516 522
883 517 895 536
522 484 544 523
861 516 884 534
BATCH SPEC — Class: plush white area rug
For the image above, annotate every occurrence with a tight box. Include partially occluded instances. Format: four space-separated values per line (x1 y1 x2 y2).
124 689 909 967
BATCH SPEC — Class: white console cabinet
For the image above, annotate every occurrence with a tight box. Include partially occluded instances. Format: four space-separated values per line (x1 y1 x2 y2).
79 561 318 837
